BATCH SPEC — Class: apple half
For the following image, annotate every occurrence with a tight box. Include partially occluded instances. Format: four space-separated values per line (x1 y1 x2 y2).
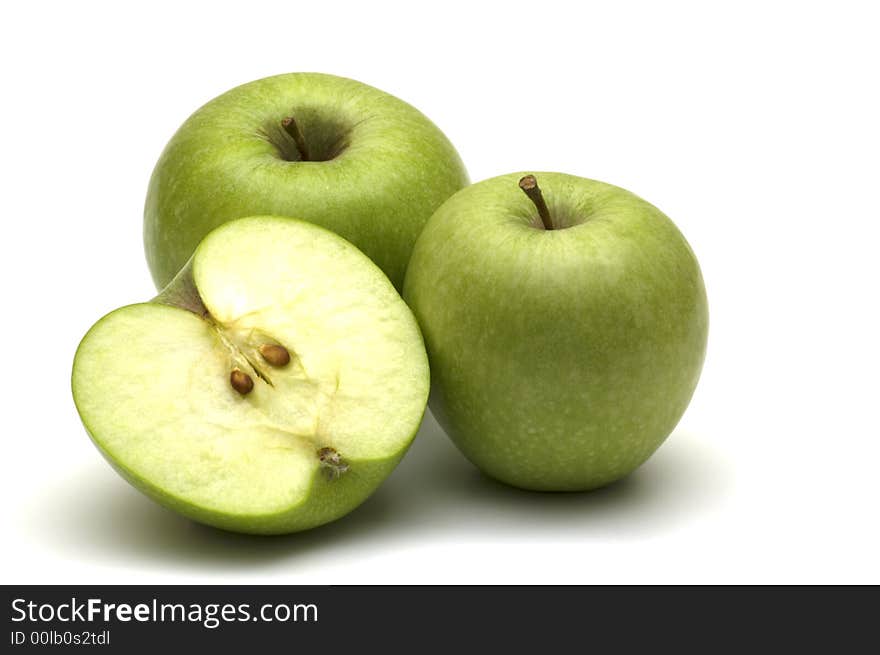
72 216 429 534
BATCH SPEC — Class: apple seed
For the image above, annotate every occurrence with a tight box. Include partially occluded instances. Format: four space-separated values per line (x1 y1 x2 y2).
230 368 254 395
259 343 291 367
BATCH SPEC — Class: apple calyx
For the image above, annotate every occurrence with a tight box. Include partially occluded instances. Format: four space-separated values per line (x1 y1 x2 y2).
317 446 349 480
519 175 554 230
281 116 311 162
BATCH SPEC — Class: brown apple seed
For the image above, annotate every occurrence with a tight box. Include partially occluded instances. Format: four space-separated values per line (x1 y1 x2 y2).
259 343 291 367
230 368 254 395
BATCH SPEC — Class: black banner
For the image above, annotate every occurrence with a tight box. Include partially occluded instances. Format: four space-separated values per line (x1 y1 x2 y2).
2 586 876 651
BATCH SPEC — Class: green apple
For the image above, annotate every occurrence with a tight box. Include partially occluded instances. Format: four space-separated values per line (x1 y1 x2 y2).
403 172 708 491
144 72 468 291
73 216 429 534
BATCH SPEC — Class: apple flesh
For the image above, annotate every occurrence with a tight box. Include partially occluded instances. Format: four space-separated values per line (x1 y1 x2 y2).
73 216 429 533
144 72 469 291
403 172 708 491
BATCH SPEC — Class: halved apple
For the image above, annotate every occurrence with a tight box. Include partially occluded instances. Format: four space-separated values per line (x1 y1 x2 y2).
72 216 429 534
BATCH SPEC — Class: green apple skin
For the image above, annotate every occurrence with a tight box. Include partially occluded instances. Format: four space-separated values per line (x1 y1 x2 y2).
87 419 403 535
403 172 708 491
144 72 468 291
74 216 429 534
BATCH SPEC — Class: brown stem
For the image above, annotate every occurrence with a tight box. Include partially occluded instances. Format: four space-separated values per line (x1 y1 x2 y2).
519 175 553 230
281 117 310 161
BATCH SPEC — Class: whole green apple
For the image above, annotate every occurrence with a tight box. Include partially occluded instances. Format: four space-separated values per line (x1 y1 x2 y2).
403 172 708 491
73 216 429 533
145 72 468 290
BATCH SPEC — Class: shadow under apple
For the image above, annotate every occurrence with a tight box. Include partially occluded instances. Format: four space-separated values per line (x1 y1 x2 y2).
28 411 730 570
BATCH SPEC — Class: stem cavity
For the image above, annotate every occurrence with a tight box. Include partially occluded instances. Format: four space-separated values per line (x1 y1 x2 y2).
281 116 310 161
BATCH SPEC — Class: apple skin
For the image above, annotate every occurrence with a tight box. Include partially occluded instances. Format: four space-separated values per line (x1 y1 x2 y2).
403 172 708 491
144 72 468 290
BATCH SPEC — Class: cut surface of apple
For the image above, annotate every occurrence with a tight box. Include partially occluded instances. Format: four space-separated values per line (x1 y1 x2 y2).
73 216 429 534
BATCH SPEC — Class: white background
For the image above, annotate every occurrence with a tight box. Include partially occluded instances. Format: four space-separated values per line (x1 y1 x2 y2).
1 1 878 584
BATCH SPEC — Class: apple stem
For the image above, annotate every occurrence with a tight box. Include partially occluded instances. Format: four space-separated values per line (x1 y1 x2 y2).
519 175 554 230
282 116 310 162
